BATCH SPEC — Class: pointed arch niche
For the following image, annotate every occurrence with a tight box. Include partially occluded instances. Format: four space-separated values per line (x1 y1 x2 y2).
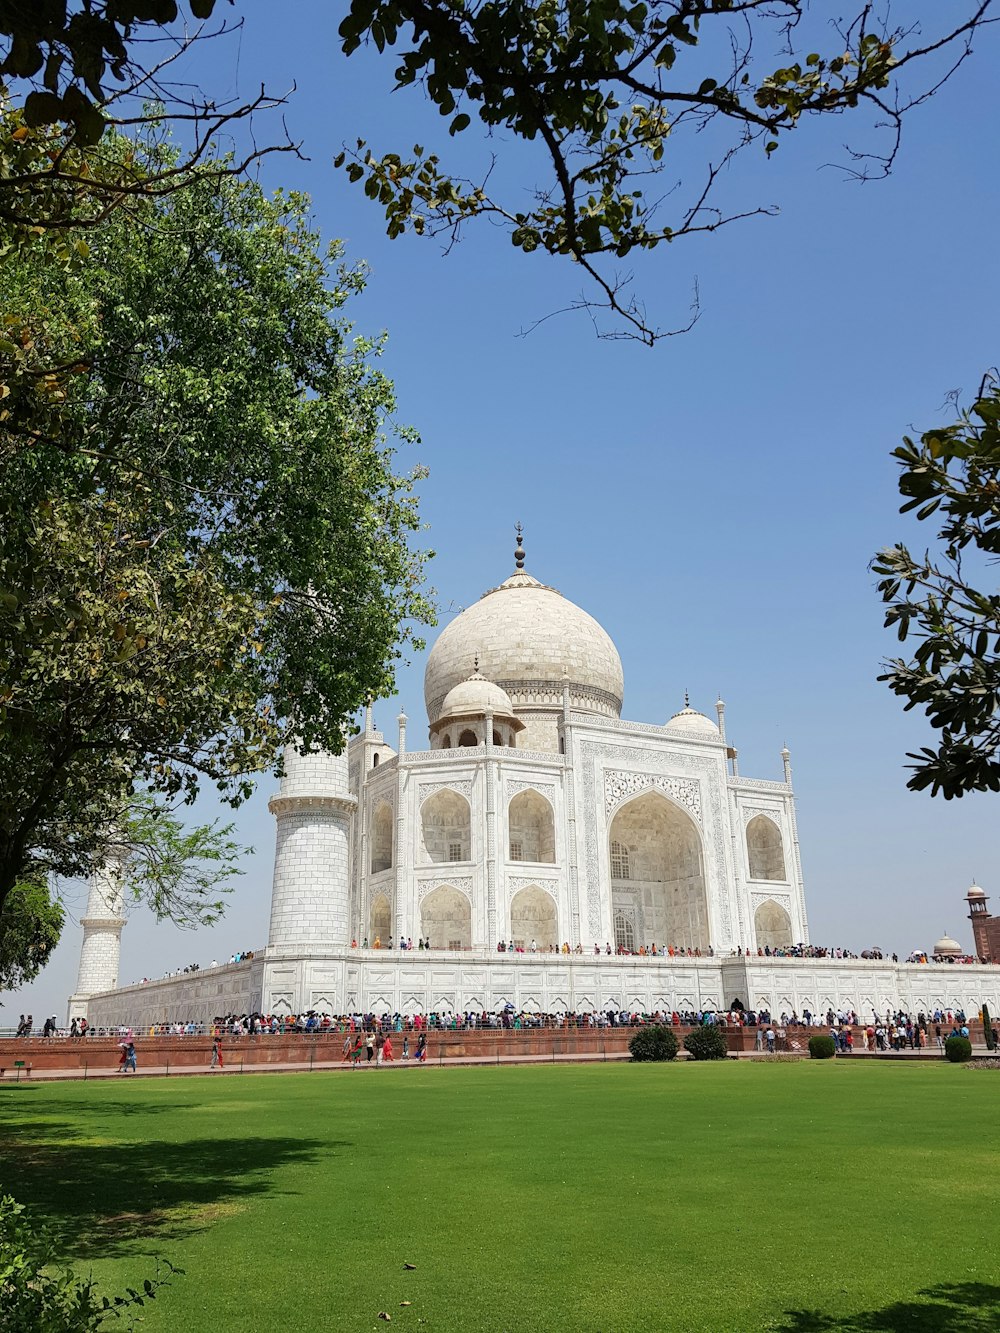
370 802 393 873
510 886 557 949
420 790 471 864
420 886 472 949
754 900 793 950
370 892 391 945
746 815 786 881
508 790 555 863
608 790 709 950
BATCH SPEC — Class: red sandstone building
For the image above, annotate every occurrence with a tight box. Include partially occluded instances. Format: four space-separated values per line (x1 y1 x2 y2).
966 884 1000 962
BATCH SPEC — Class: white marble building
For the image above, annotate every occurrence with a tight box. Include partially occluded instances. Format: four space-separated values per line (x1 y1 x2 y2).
72 545 1000 1026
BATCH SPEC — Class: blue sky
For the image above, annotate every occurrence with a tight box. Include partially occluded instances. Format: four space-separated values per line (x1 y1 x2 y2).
9 3 1000 1021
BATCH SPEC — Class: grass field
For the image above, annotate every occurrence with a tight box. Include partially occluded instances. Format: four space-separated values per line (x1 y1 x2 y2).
2 1061 999 1332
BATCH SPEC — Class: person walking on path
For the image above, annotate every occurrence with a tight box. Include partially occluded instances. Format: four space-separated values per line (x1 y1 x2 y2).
123 1041 137 1073
366 1032 375 1063
416 1032 427 1062
211 1037 224 1069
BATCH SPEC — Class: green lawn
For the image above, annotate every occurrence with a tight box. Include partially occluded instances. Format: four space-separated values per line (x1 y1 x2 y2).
2 1062 999 1332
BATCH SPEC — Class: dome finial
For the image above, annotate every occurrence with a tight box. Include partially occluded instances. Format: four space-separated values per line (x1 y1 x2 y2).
514 521 526 570
684 688 690 709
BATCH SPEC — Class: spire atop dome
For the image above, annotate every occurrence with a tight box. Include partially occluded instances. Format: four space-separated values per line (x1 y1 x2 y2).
514 522 526 570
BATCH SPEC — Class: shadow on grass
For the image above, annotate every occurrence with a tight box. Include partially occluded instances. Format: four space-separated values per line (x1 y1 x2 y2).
778 1283 1000 1331
1 1123 342 1256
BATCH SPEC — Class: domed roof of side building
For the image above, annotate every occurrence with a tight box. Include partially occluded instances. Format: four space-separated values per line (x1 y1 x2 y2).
966 884 987 898
663 705 720 738
424 567 624 725
933 933 962 956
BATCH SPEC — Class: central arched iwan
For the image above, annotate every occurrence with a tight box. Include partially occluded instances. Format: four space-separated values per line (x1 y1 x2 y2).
608 791 708 951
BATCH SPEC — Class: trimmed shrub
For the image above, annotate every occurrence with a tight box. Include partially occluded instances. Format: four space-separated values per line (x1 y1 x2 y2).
808 1034 836 1060
629 1025 679 1062
945 1035 973 1063
683 1025 729 1061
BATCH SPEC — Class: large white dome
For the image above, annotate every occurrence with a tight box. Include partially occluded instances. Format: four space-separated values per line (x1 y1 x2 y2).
424 569 624 730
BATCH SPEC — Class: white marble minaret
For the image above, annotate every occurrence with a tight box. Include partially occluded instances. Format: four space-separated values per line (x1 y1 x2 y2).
266 743 356 953
67 853 127 1022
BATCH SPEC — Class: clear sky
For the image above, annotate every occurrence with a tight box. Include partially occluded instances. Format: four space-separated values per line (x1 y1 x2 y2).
9 3 1000 1023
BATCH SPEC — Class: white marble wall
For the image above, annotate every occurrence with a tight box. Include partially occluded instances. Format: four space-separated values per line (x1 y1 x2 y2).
80 952 1000 1025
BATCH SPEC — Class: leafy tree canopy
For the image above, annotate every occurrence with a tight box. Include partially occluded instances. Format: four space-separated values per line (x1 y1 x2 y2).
0 880 63 992
0 117 432 913
874 373 1000 800
333 0 995 341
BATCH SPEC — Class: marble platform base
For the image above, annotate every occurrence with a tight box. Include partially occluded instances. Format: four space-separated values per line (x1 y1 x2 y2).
74 950 1000 1028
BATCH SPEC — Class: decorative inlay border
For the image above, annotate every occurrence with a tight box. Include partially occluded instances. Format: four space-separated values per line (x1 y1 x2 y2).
507 876 559 900
417 876 474 902
750 892 792 912
505 778 557 803
729 777 789 792
604 770 702 824
417 779 473 803
741 806 782 828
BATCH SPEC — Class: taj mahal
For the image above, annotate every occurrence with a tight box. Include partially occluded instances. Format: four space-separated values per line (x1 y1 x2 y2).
69 536 1000 1027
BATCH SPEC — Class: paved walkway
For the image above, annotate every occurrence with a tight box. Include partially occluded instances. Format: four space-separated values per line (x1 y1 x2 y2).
0 1049 635 1083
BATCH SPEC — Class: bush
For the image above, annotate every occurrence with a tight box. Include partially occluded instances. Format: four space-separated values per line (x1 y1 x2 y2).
0 1194 178 1330
945 1035 973 1063
629 1025 679 1062
808 1034 836 1060
683 1025 729 1061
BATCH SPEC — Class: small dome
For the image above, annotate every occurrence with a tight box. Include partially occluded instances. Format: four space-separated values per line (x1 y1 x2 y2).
933 933 962 957
664 706 719 737
439 669 518 722
967 884 987 899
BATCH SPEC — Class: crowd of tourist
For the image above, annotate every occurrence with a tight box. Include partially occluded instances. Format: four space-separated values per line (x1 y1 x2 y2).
14 1001 985 1043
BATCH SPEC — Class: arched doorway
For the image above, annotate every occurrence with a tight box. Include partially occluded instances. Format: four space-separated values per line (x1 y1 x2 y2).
370 803 393 873
754 900 793 950
420 790 472 863
608 791 709 950
370 893 391 946
510 886 557 949
508 790 556 863
746 815 786 881
420 886 472 950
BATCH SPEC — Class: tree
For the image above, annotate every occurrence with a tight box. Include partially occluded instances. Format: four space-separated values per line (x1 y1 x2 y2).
0 881 63 992
873 373 1000 800
1 4 296 233
335 0 996 342
0 124 432 916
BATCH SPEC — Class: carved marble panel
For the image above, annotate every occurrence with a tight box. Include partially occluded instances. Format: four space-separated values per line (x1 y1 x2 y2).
604 770 702 824
505 778 557 803
418 779 473 804
417 876 474 902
